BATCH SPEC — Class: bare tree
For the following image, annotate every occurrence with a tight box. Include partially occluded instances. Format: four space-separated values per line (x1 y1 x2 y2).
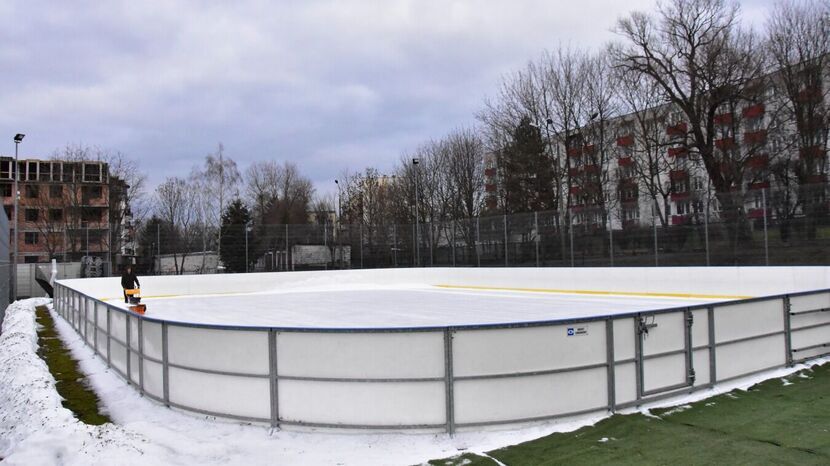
614 0 767 246
195 143 241 261
766 0 830 239
244 160 281 224
155 177 198 274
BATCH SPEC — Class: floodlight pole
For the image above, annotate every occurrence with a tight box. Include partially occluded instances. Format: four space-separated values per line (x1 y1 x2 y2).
413 158 420 267
12 134 24 301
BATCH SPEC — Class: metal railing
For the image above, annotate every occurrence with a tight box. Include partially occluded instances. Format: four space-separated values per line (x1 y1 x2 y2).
52 280 830 433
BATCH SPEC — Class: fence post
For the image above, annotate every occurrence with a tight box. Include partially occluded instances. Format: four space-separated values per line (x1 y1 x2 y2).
138 318 144 395
93 302 98 354
609 217 614 267
106 306 111 368
162 322 170 406
535 212 540 267
476 217 481 267
443 328 455 436
704 201 710 266
503 215 508 267
605 319 616 412
653 211 659 267
762 189 769 266
126 314 132 385
707 306 716 385
569 210 574 267
783 296 793 367
269 329 279 429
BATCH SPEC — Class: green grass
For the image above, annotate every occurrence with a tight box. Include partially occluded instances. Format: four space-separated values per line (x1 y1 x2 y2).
35 305 111 425
431 363 830 465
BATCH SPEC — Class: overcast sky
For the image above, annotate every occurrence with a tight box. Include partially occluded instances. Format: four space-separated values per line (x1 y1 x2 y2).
0 0 771 198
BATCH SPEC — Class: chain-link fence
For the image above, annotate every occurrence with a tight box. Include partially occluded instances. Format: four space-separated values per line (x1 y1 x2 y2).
134 184 829 275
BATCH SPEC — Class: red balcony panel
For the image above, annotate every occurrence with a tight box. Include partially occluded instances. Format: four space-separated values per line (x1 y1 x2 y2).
583 144 597 155
671 214 691 225
747 154 769 169
619 178 637 189
748 181 769 190
484 168 497 177
567 147 583 158
806 174 827 184
743 130 767 145
617 135 634 146
583 164 600 174
668 146 687 157
800 146 826 159
622 219 638 229
670 191 691 201
742 103 765 119
486 198 498 210
796 87 823 103
618 156 634 167
666 122 687 137
714 112 733 125
669 169 688 181
715 137 736 150
569 186 581 195
568 167 581 176
747 208 768 219
485 183 497 193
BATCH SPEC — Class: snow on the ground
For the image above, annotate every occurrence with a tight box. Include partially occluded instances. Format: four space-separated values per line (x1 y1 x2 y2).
1 299 827 465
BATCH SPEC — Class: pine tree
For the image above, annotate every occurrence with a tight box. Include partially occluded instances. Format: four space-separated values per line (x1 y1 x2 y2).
498 117 556 213
219 199 253 273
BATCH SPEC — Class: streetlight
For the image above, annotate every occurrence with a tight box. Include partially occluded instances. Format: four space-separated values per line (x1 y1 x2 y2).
245 221 252 273
334 179 343 268
412 158 420 267
12 133 24 301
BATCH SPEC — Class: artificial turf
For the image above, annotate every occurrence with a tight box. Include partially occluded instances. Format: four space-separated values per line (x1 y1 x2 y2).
429 362 829 465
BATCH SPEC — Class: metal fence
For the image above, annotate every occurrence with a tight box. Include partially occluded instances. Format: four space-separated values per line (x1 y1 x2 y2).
0 206 9 332
53 279 830 433
139 185 830 275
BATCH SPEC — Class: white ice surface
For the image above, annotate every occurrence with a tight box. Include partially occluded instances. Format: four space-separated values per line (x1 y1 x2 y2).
3 298 828 465
111 285 724 328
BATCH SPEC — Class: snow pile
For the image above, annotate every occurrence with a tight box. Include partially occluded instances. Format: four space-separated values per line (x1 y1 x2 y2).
0 299 151 465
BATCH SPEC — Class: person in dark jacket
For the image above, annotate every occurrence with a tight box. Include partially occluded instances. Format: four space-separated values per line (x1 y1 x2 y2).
121 265 140 303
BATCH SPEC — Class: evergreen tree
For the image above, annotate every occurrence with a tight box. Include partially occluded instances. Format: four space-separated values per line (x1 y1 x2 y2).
219 199 253 273
497 117 556 213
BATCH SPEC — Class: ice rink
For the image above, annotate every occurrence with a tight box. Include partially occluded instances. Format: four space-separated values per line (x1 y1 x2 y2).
113 284 731 328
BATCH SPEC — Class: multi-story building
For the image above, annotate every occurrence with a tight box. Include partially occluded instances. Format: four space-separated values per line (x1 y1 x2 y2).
0 157 132 265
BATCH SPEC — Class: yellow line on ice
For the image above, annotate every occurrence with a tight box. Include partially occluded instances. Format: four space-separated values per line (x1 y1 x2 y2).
432 284 751 300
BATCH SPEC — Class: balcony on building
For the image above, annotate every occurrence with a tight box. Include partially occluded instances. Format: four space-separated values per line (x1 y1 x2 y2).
668 146 688 158
796 86 823 103
666 122 687 137
566 146 583 158
799 146 826 160
583 144 596 156
485 183 497 193
715 137 736 150
747 208 770 219
806 174 827 184
568 166 581 177
747 181 770 190
670 191 691 201
671 214 692 225
569 186 582 195
747 154 769 169
484 167 497 177
713 112 733 126
742 103 765 119
744 129 767 145
583 163 600 175
669 169 688 181
618 156 634 167
616 135 634 147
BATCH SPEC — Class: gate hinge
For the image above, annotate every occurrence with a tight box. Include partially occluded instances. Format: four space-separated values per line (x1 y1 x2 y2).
686 312 694 327
688 368 696 384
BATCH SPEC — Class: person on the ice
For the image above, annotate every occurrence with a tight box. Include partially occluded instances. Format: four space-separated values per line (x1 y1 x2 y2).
121 265 140 303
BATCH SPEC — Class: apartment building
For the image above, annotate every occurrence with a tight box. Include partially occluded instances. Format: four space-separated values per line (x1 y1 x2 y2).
0 157 133 264
485 70 827 231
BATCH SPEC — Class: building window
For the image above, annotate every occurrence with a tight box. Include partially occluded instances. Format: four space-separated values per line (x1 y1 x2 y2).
0 161 11 179
84 163 102 183
50 185 62 198
82 185 103 202
25 185 39 199
0 184 11 197
81 209 101 222
49 208 63 221
24 232 38 245
26 161 37 181
25 208 39 222
24 255 39 263
38 162 51 181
